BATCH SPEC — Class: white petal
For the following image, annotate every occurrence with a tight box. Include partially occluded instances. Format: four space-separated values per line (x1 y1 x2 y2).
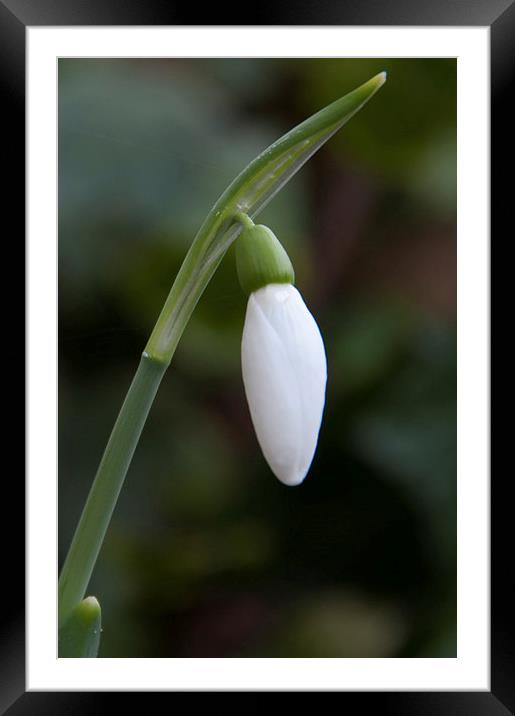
241 283 327 486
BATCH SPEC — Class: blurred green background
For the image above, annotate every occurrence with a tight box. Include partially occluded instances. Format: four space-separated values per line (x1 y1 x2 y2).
58 58 456 658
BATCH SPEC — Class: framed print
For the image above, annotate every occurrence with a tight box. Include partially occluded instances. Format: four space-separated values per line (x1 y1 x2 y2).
4 0 512 711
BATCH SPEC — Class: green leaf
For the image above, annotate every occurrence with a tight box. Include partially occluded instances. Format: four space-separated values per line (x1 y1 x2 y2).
145 72 387 363
58 596 102 658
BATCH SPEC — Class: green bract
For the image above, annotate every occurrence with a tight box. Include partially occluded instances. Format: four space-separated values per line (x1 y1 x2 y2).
235 219 294 295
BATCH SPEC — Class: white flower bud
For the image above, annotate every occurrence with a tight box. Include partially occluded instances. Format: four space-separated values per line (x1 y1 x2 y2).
241 283 327 486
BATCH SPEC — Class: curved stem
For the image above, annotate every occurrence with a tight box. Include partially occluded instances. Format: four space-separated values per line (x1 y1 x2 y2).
58 73 387 635
235 212 255 230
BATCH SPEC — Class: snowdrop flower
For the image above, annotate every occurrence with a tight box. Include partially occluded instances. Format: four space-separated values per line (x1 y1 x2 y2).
235 215 327 486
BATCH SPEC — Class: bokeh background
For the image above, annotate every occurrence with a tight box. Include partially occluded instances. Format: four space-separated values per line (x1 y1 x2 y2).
58 58 456 658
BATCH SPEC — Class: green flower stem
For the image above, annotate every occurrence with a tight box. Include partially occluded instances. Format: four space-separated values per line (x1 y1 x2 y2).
58 72 386 638
58 353 167 628
144 72 386 365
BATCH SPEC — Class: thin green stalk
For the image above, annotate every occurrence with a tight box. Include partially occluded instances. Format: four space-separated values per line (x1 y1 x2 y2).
58 72 386 641
58 353 167 628
235 212 255 231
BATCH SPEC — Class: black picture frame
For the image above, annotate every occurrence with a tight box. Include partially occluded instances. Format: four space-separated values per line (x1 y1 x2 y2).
4 1 512 712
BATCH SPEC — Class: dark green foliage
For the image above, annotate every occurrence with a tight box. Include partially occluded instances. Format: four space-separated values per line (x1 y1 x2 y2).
59 58 456 657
